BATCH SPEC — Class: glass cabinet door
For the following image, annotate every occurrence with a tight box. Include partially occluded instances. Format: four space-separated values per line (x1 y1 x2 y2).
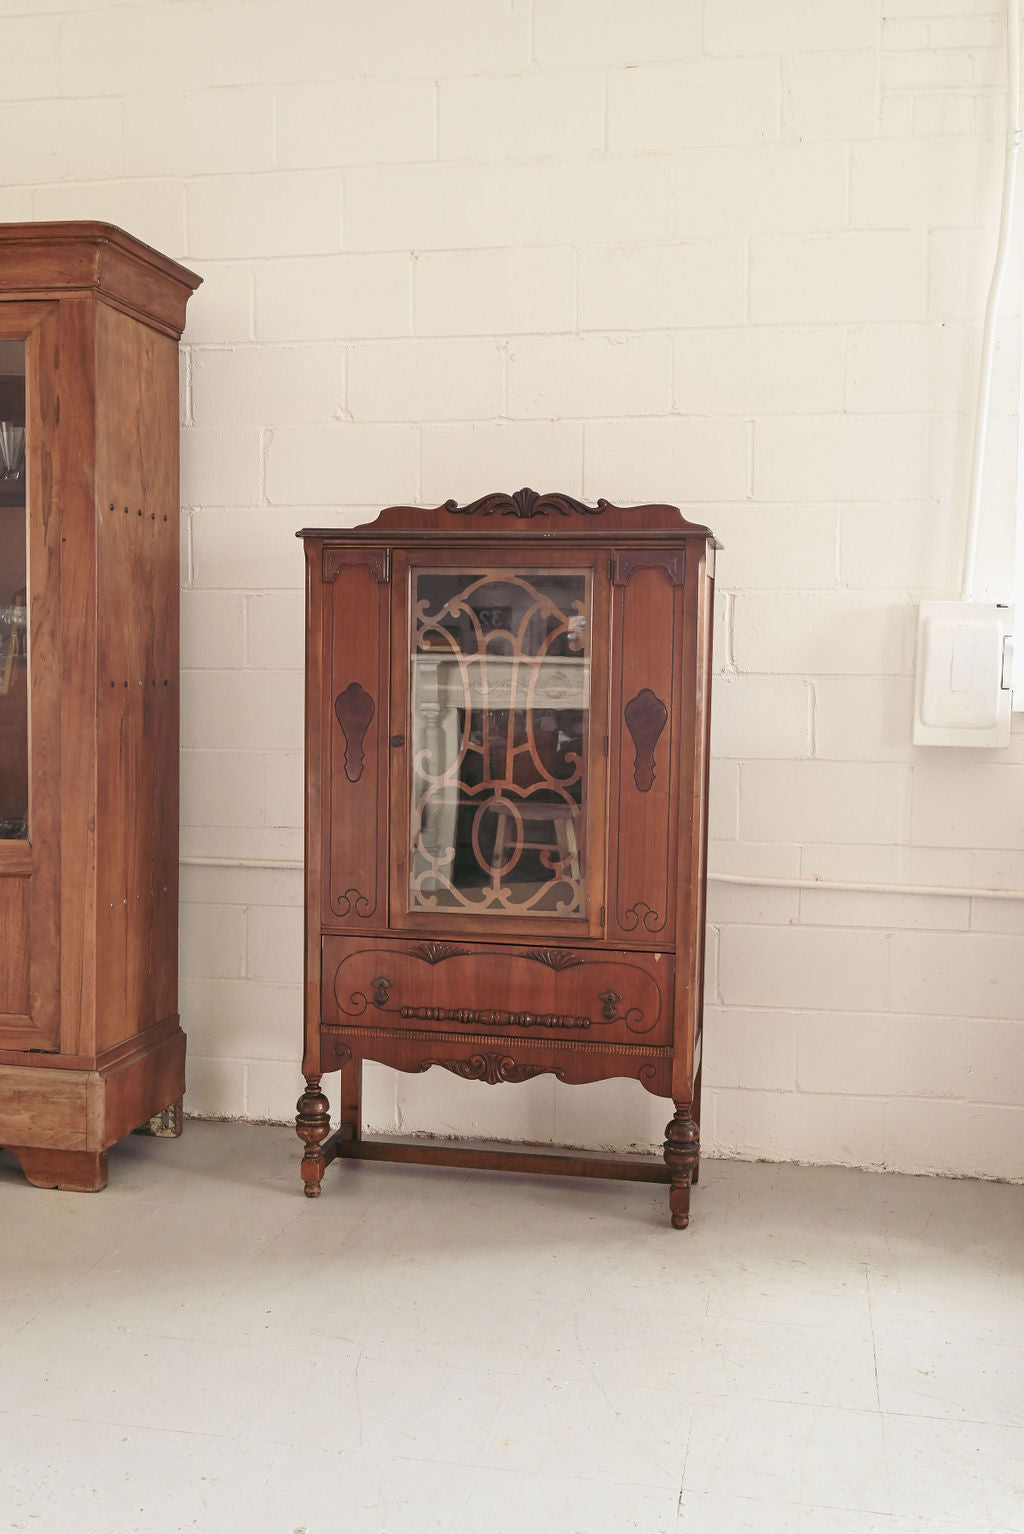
406 564 594 921
0 340 27 841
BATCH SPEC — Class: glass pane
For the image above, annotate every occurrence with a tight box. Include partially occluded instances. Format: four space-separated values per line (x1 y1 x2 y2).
409 567 591 918
0 339 28 840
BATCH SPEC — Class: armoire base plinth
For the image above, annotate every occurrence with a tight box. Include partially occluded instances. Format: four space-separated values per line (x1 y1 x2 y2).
0 1023 186 1192
4 1146 109 1192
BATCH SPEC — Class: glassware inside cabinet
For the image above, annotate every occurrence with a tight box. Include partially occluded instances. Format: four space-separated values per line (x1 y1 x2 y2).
408 566 592 920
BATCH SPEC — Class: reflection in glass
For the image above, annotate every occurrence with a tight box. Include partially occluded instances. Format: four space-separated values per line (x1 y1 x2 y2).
409 568 590 918
0 340 27 839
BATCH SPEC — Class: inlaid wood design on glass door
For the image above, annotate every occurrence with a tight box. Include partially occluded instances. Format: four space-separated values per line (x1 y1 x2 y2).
407 566 592 919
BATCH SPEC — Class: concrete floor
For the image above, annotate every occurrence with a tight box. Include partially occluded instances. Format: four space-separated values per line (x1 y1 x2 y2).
0 1121 1021 1533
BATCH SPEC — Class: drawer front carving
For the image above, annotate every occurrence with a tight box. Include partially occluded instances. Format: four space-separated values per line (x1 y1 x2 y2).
321 937 672 1047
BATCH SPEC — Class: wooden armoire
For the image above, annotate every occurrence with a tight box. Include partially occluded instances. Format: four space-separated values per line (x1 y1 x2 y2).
0 222 200 1191
297 491 716 1228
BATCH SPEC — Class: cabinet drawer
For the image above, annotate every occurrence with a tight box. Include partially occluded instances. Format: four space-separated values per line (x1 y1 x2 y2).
321 936 673 1048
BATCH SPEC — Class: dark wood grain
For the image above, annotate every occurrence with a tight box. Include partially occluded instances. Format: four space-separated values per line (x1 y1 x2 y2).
608 556 682 942
301 492 714 539
322 936 672 1045
299 493 715 1227
334 682 375 784
328 1134 673 1184
323 551 390 926
624 688 669 794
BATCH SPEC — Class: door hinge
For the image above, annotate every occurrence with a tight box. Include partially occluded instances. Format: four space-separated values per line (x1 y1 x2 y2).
599 905 606 926
603 734 609 756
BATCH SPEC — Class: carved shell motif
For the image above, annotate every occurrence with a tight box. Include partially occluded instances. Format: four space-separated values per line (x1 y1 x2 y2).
520 948 585 971
444 488 608 520
421 1053 563 1086
406 941 470 964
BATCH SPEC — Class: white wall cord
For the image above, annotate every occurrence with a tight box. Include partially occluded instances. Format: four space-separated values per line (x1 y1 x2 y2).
961 0 1022 601
178 856 1024 902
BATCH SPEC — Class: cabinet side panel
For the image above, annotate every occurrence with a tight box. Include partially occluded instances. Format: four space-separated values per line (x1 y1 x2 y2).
607 556 682 945
671 550 714 1104
323 550 390 928
685 562 714 1094
94 302 180 1053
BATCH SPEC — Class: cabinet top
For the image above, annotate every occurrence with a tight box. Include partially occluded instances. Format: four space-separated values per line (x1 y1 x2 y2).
0 221 202 339
299 489 719 544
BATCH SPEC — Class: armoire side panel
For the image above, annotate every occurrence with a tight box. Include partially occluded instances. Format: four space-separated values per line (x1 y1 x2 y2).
607 554 683 945
94 303 180 1054
322 550 390 929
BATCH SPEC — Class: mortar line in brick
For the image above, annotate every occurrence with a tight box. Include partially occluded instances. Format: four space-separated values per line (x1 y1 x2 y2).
185 508 195 589
257 427 268 506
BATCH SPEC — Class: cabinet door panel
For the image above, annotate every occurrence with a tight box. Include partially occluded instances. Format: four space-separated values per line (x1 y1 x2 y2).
322 548 389 927
0 307 61 1051
607 550 684 944
389 549 608 940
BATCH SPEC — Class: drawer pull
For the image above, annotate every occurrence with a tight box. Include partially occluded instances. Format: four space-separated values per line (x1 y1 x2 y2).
599 989 622 1020
398 1004 600 1030
371 975 392 1006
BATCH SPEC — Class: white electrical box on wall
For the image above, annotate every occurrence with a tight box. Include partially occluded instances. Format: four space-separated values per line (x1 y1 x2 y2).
914 602 1014 746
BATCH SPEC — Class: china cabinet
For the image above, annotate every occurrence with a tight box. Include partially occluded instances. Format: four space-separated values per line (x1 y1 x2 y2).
298 490 716 1228
0 222 200 1190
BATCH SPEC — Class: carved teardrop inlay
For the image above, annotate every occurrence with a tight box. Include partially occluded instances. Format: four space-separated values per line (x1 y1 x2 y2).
334 682 375 784
624 688 668 794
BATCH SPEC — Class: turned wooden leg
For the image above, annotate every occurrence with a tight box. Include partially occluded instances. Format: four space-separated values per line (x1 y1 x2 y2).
663 1103 700 1230
338 1059 362 1143
296 1075 331 1197
5 1146 109 1192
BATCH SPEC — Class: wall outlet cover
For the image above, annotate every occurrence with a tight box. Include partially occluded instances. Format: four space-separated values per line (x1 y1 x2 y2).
913 601 1014 747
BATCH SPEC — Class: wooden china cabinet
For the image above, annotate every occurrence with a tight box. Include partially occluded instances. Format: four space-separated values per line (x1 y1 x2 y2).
0 222 200 1191
297 490 716 1228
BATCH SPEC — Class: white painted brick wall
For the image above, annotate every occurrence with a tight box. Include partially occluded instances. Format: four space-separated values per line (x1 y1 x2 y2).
415 247 577 336
16 0 1022 1181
